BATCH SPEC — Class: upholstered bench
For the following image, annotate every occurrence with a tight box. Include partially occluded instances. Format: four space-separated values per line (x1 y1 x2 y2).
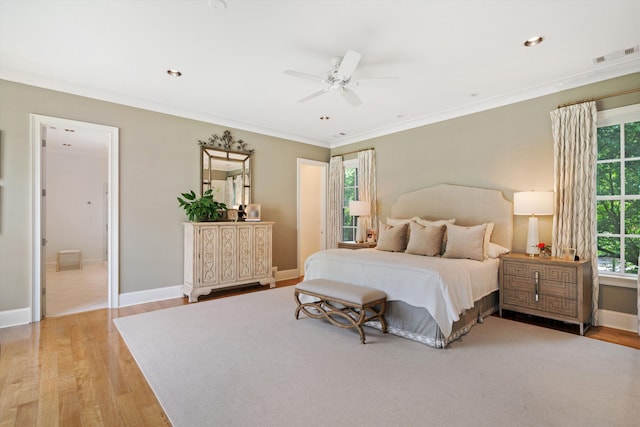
294 279 387 344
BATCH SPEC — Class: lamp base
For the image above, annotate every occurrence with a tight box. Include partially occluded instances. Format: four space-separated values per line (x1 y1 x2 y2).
355 217 363 243
525 215 539 256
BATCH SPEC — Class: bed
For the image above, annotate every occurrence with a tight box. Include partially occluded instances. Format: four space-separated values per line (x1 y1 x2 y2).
304 184 513 348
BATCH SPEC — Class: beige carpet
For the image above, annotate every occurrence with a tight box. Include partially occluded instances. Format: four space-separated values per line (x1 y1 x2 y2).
114 287 639 427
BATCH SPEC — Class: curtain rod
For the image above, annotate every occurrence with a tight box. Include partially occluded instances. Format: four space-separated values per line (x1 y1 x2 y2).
332 147 375 158
557 87 640 109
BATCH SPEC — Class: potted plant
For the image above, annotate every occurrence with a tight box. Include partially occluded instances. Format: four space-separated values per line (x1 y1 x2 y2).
177 189 227 222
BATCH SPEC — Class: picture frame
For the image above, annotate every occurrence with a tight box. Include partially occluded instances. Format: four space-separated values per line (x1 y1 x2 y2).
560 247 576 261
366 229 377 243
246 204 261 221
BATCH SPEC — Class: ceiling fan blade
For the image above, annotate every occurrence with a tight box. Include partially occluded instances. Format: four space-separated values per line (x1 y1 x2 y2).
283 69 327 84
337 50 362 79
341 86 362 107
298 87 333 103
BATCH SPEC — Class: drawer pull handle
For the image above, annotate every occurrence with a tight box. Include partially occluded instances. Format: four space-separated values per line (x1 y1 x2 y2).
534 271 539 302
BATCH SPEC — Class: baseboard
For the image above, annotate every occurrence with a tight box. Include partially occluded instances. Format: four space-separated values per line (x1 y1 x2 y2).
598 309 638 333
119 285 183 307
0 307 32 329
275 268 300 282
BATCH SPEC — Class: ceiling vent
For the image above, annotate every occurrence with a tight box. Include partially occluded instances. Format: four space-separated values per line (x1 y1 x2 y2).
593 45 639 64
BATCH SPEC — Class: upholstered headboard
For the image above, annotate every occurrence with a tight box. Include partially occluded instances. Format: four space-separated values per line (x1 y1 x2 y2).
389 184 513 250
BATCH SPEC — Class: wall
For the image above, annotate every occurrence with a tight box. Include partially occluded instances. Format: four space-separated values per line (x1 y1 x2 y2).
0 79 329 313
332 72 640 317
45 149 108 266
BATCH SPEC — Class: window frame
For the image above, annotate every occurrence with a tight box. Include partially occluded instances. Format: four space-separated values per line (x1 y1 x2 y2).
596 103 640 286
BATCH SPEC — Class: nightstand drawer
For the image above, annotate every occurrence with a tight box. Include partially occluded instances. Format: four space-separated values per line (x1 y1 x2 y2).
503 289 577 317
502 260 577 283
504 277 577 299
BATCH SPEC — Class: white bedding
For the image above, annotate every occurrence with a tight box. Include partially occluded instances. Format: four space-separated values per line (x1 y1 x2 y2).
303 248 499 337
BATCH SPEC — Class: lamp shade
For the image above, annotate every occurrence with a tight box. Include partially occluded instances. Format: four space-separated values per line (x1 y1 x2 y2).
513 191 554 216
349 200 371 217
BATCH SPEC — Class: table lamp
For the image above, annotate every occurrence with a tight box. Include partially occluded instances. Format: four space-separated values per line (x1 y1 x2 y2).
349 200 371 243
514 191 554 256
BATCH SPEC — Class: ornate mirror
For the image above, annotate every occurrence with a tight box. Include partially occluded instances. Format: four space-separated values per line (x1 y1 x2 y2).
199 131 253 208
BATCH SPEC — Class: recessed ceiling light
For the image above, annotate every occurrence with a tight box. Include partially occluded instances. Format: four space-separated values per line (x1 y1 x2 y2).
524 36 544 47
320 116 330 120
64 128 75 132
63 143 72 147
167 69 182 77
208 0 227 9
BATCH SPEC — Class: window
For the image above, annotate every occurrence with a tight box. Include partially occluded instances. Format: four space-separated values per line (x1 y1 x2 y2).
342 159 359 241
596 104 640 276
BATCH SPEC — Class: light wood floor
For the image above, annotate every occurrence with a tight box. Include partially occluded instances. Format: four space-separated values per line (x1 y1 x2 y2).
1 279 638 426
46 263 108 317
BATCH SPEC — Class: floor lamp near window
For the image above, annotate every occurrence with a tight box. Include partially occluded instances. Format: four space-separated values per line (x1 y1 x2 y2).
349 200 370 243
514 191 554 256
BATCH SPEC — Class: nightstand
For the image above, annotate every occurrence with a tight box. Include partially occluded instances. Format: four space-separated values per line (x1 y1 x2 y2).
499 253 592 335
338 241 377 249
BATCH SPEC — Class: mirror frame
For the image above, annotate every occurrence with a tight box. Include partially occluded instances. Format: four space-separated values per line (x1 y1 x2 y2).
201 146 252 207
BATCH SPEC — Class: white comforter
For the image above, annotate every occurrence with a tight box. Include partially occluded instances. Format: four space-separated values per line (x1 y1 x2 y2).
303 249 499 337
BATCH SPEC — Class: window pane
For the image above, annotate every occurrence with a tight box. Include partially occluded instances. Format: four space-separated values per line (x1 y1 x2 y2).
597 236 621 273
343 209 353 226
343 228 354 242
625 160 640 195
343 187 355 205
344 168 356 186
625 200 640 235
596 201 620 233
596 162 620 195
597 125 620 160
625 238 639 275
624 121 640 158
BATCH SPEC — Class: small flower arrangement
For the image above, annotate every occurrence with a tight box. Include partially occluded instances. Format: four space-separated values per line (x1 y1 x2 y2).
537 242 551 257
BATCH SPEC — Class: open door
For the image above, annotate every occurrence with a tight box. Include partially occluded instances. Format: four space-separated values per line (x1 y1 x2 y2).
39 125 47 319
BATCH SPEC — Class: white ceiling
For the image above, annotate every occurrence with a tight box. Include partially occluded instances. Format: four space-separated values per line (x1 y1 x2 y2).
1 0 639 149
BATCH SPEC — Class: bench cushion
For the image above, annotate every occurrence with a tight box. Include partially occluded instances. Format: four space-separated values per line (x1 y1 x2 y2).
295 279 386 305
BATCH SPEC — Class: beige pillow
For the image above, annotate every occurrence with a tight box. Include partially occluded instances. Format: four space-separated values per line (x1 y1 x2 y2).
376 222 409 252
405 222 446 256
487 242 510 258
442 223 488 261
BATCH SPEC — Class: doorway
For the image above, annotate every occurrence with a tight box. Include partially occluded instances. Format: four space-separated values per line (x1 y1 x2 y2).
30 114 119 321
297 159 328 277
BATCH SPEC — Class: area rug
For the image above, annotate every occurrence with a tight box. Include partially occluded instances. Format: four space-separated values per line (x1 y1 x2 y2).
114 287 639 427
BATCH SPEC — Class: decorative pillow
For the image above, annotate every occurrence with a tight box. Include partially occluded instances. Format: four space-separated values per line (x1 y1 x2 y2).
487 242 510 258
442 223 488 261
376 222 409 252
413 218 456 253
483 222 495 260
405 222 446 256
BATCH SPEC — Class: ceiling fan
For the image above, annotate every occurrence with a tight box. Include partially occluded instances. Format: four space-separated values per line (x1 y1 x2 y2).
283 50 395 107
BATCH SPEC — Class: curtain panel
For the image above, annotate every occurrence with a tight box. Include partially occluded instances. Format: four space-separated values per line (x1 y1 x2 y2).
550 101 600 326
326 156 343 249
358 149 378 236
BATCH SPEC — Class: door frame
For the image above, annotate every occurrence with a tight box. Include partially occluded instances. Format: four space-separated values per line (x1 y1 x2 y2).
30 114 120 321
296 158 328 277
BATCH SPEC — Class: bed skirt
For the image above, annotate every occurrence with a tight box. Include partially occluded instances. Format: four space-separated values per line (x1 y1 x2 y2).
366 290 499 349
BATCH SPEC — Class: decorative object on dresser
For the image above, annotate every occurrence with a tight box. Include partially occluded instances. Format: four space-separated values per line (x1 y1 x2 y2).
499 253 592 335
337 241 377 249
177 189 227 222
245 203 261 221
513 191 554 256
183 221 275 302
349 200 371 243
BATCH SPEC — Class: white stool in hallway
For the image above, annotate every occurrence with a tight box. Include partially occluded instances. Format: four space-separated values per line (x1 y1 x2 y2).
56 249 83 272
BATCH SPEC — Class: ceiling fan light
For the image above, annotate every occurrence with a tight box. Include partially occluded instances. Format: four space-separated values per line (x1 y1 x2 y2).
524 36 544 47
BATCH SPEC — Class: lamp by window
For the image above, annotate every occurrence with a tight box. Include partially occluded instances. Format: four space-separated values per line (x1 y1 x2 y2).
514 191 554 256
349 200 371 243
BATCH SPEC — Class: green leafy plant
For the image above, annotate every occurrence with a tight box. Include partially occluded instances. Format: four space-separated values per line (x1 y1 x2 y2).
177 189 227 222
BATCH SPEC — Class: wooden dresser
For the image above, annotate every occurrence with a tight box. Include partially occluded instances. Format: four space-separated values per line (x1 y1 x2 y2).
183 222 275 302
499 253 592 335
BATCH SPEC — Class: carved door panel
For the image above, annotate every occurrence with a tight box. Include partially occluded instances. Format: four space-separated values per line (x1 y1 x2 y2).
237 225 253 281
198 226 219 288
219 225 237 284
253 224 272 278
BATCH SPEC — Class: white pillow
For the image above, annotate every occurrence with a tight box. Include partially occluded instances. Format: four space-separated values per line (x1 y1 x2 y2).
483 222 495 260
376 222 409 252
487 242 510 258
442 223 488 262
405 221 446 257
